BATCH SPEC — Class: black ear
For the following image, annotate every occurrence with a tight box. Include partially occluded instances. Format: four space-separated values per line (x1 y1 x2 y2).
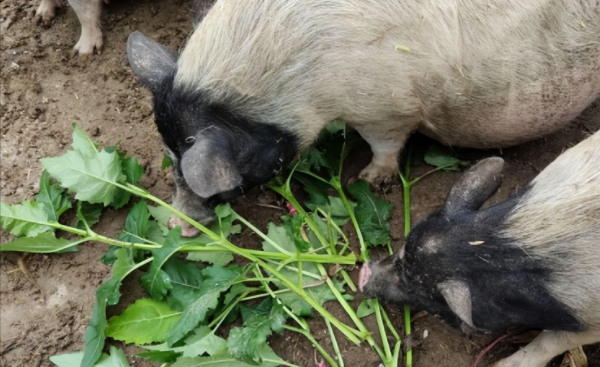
444 157 504 214
180 136 243 199
127 31 178 91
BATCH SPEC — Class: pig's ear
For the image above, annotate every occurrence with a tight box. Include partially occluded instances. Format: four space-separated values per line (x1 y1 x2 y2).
444 157 504 214
438 279 474 328
180 137 243 198
127 31 177 90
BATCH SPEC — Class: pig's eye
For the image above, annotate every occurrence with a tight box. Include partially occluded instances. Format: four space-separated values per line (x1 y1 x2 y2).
185 136 195 144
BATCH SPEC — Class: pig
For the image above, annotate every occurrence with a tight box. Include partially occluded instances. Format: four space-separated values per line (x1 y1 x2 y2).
126 0 600 237
36 0 106 55
359 131 600 367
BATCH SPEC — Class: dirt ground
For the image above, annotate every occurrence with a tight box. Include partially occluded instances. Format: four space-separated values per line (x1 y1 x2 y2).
1 1 599 367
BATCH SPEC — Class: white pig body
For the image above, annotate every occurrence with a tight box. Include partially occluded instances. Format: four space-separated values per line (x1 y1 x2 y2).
127 0 600 235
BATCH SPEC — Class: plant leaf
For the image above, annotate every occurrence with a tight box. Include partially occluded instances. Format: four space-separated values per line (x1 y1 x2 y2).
136 350 180 364
0 201 53 237
118 202 152 243
81 249 141 367
142 326 227 358
96 346 131 367
141 227 181 300
163 258 205 312
35 170 72 222
357 298 376 318
423 144 467 172
347 180 392 247
166 266 242 346
276 278 351 316
187 251 234 267
76 201 104 230
106 298 182 345
41 127 125 206
170 344 283 367
0 232 83 253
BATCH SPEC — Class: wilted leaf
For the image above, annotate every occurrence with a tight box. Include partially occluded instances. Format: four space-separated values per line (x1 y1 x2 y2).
357 298 376 318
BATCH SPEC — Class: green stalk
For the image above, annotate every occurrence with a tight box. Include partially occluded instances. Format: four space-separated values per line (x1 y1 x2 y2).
325 318 344 367
126 183 366 344
330 178 369 261
255 267 341 367
375 299 392 362
399 155 413 367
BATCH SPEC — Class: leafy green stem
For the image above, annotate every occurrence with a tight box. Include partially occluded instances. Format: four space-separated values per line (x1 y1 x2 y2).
284 325 340 367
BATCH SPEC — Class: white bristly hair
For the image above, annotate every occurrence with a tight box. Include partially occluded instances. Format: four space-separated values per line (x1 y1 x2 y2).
503 131 600 329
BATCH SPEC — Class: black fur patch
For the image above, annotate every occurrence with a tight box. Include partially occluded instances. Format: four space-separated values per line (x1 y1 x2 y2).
151 71 299 206
396 189 581 333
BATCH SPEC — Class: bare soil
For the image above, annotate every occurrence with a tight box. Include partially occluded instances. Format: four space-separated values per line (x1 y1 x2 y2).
1 1 599 367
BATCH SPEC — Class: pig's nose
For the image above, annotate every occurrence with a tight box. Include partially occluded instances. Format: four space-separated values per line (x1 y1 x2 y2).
358 262 371 292
167 215 201 238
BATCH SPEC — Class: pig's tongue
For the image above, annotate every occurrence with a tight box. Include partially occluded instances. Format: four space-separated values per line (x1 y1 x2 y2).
358 262 371 292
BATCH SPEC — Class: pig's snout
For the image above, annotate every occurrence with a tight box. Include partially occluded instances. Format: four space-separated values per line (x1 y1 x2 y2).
358 262 372 292
167 214 214 238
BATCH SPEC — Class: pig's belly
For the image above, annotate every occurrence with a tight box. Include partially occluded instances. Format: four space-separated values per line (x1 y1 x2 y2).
418 82 600 149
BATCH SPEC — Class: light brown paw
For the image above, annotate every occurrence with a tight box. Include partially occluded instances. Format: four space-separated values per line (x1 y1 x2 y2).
358 162 397 188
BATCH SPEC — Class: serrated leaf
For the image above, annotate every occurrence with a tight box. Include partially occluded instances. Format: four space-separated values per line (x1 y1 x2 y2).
106 298 182 345
0 201 53 237
121 156 144 185
117 202 152 244
141 227 181 300
171 344 283 367
163 258 204 312
0 232 83 253
424 144 467 172
142 326 227 358
41 126 125 206
357 298 376 318
81 249 142 367
166 267 242 346
76 201 104 230
347 180 392 246
35 170 72 222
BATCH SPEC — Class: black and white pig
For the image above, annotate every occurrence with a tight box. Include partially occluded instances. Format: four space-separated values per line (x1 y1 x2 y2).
126 0 600 236
359 131 600 367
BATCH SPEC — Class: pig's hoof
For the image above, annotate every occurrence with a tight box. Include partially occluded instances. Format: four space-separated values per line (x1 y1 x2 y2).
73 29 103 56
358 162 397 188
35 0 62 24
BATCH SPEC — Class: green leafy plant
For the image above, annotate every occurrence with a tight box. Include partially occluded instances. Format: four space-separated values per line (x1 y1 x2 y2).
2 123 463 367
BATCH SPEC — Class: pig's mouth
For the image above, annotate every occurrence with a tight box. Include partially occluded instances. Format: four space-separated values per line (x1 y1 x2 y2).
358 262 371 292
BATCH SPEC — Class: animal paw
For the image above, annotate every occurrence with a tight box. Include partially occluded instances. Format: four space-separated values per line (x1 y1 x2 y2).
358 161 398 188
73 23 103 56
35 0 62 24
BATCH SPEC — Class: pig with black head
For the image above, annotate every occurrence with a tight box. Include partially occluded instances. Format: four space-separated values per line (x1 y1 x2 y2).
127 0 600 236
360 131 600 367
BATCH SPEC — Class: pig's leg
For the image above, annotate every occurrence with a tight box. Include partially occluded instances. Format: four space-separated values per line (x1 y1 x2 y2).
355 122 416 186
68 0 103 56
490 329 600 367
36 0 63 23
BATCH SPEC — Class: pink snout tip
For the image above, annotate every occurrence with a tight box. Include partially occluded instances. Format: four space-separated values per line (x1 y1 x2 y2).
167 215 201 238
358 262 371 292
